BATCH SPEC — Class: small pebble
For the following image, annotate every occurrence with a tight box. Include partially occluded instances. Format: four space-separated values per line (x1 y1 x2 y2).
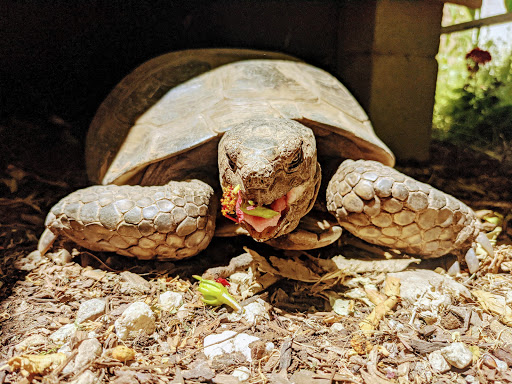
476 232 494 257
47 249 73 265
447 260 461 276
159 291 184 312
465 248 479 274
63 338 102 375
330 323 345 332
232 366 251 382
15 334 47 352
112 345 136 362
227 299 269 325
70 370 97 384
204 331 272 363
441 342 473 369
428 350 450 373
115 302 156 340
76 298 106 324
50 323 77 345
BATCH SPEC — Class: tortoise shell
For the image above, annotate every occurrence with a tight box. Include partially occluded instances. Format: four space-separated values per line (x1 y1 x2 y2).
86 48 394 186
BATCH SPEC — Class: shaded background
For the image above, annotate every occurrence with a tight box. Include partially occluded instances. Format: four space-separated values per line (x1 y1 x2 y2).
1 0 346 138
2 0 457 164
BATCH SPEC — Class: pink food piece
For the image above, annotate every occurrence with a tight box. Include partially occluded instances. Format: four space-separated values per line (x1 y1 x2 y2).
238 194 288 233
235 193 244 223
271 196 287 212
244 214 281 232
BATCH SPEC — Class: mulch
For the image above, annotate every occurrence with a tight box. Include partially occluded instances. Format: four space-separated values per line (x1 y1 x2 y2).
1 116 511 383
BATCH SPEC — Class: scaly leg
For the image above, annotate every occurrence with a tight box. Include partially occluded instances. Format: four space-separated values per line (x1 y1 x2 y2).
39 180 216 260
326 160 479 258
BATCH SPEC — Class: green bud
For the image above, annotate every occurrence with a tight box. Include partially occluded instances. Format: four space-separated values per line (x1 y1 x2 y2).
193 275 242 312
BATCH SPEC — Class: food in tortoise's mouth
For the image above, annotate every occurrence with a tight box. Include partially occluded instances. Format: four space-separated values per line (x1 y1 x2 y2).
221 185 291 235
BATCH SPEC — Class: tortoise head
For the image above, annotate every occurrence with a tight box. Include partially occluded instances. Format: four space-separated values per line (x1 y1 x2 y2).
218 118 320 241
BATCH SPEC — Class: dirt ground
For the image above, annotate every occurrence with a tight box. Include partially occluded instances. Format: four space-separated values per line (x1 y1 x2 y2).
1 116 512 384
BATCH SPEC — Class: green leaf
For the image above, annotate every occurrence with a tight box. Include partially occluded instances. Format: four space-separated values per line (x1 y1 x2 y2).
505 0 512 13
240 203 279 219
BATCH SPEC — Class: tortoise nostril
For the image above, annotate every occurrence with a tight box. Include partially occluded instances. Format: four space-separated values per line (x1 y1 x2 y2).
227 154 237 172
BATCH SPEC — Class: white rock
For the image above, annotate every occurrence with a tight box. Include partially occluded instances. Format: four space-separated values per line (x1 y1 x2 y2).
494 357 508 372
76 298 106 324
50 324 77 345
440 342 473 369
75 338 102 370
204 331 260 362
476 232 494 257
465 248 480 274
447 260 461 276
332 299 353 316
87 331 99 339
388 270 472 303
428 350 450 373
47 249 73 265
69 370 97 384
330 323 345 332
58 342 72 355
159 291 184 312
412 361 432 382
115 302 156 340
63 338 102 375
15 334 47 352
397 362 409 377
227 299 269 325
15 250 43 271
232 366 251 381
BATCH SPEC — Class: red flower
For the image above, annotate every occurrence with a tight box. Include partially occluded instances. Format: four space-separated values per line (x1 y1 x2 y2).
465 48 492 65
215 277 230 287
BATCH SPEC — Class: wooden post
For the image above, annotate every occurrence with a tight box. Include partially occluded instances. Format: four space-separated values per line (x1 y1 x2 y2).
337 0 445 162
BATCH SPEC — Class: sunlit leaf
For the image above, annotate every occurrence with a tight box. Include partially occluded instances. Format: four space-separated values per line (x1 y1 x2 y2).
240 204 279 219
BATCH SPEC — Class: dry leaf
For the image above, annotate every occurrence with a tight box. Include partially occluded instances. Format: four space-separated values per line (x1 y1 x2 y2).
382 276 400 297
351 333 372 355
490 320 512 344
359 276 400 333
8 353 67 375
269 256 320 282
472 289 512 326
0 178 18 193
360 296 399 333
244 247 281 276
365 288 387 305
321 255 420 274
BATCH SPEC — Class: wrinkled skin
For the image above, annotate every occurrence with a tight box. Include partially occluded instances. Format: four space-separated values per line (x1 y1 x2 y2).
218 119 321 241
39 118 480 261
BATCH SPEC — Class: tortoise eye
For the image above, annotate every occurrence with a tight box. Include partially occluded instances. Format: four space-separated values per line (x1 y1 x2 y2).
227 154 237 172
288 148 303 172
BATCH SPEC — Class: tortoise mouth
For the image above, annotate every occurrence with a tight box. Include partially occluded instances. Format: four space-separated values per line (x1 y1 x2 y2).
240 195 289 241
239 182 312 241
220 181 315 242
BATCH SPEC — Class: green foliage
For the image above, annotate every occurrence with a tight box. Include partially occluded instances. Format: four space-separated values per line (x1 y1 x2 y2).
434 39 512 146
505 0 512 13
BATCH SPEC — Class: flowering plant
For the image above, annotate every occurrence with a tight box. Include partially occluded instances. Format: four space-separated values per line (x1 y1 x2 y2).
220 184 279 223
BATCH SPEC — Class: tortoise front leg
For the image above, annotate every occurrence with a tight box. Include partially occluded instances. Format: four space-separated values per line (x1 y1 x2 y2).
326 160 480 258
39 180 216 260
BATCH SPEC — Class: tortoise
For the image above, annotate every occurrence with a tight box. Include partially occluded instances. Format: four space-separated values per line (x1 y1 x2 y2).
38 48 480 262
